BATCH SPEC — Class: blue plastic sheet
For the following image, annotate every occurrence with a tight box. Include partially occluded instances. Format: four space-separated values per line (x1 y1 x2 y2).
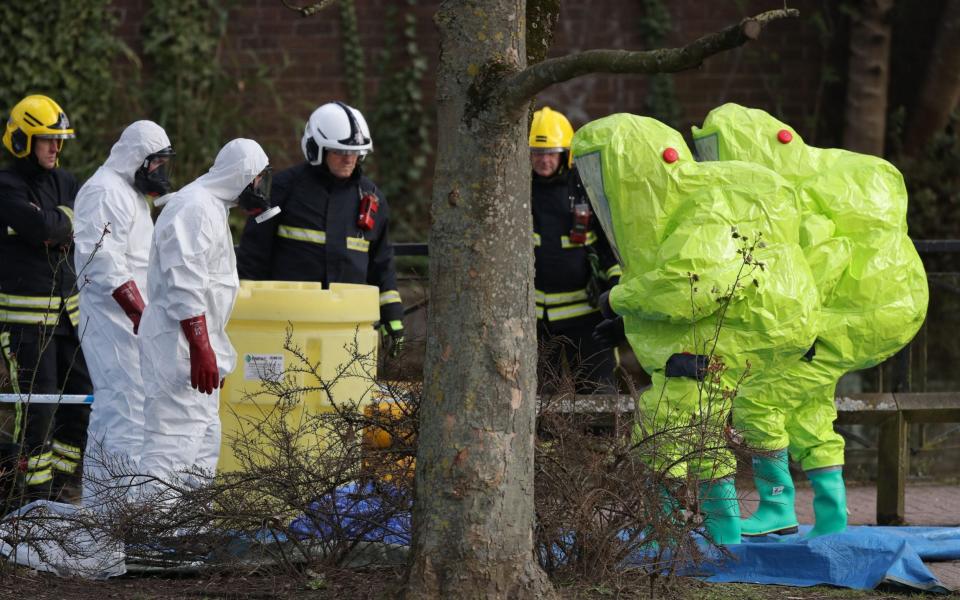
658 526 959 593
291 485 958 594
289 481 411 546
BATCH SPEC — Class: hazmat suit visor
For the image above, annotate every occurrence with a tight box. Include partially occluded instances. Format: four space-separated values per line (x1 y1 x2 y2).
239 166 280 223
571 151 621 265
572 114 697 274
134 148 176 197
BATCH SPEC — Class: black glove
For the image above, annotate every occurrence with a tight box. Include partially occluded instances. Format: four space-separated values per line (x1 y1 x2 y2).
592 317 626 348
598 290 616 320
381 319 405 359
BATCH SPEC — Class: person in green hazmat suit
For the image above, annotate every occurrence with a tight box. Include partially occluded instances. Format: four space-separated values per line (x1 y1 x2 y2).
691 103 928 538
571 114 821 545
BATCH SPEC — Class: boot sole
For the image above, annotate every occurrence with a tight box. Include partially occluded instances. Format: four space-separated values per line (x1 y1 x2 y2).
741 525 799 537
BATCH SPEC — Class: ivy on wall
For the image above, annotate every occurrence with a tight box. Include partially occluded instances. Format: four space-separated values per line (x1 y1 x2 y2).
638 0 681 129
368 0 431 241
0 0 127 178
339 0 366 110
889 110 960 240
141 0 246 186
338 0 432 241
141 0 285 241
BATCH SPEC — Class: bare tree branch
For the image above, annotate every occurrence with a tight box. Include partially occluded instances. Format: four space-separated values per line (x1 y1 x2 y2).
280 0 337 18
502 8 799 111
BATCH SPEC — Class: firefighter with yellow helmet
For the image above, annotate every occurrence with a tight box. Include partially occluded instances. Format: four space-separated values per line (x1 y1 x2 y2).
530 107 622 393
0 94 92 507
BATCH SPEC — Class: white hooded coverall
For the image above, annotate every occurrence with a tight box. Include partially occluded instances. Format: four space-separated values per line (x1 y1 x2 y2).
136 139 268 496
73 120 171 507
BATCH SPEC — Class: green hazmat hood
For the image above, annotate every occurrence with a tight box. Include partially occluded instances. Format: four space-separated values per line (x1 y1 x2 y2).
570 114 694 273
693 103 928 370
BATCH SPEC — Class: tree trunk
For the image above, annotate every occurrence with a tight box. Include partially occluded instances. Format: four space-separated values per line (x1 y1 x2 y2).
842 0 894 155
406 1 555 598
904 0 960 154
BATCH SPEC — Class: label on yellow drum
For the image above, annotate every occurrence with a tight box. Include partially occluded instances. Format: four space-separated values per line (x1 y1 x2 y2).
243 353 284 382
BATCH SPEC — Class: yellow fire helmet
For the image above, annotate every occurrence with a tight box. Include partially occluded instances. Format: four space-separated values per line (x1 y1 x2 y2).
529 106 574 155
3 94 75 159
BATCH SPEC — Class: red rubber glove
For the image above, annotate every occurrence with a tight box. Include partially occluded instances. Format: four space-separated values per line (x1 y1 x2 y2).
111 280 146 334
180 315 220 395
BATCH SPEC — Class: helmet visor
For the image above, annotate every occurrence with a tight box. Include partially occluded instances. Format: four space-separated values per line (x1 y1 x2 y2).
530 146 565 154
329 148 369 156
34 132 75 140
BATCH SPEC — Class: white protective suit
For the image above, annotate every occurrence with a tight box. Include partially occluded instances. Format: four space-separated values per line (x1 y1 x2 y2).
136 139 268 497
73 120 171 507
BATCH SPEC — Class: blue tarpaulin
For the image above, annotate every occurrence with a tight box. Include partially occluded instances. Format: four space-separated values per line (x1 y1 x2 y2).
289 481 411 546
291 484 959 594
633 526 960 594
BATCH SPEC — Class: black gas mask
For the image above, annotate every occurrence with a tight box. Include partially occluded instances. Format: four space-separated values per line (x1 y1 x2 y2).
238 166 280 223
134 146 176 197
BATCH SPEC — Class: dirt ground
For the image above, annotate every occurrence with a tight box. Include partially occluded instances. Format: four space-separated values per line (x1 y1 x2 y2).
1 481 957 599
0 567 936 600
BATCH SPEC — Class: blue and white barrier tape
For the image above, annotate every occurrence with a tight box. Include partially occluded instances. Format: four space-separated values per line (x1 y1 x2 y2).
0 394 94 404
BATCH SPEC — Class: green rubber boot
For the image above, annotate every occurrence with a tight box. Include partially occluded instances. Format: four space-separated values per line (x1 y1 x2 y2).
642 484 682 550
806 467 847 538
698 477 741 545
741 450 799 536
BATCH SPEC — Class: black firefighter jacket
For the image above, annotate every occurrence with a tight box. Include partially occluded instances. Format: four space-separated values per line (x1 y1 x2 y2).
532 166 621 331
0 159 81 332
236 163 403 324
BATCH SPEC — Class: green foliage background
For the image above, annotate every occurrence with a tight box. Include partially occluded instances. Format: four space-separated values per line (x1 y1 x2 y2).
338 0 432 242
0 0 129 178
140 0 288 191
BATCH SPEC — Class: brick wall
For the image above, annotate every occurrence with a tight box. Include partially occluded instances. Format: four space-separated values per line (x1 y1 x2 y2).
112 0 838 169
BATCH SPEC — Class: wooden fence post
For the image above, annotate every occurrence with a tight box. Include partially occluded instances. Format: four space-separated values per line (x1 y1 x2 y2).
876 411 908 525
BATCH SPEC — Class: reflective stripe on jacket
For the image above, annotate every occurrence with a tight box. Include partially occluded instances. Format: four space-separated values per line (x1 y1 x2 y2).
532 166 619 327
236 163 402 323
0 161 81 332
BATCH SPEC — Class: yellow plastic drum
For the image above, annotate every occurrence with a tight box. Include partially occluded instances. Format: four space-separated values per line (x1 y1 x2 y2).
218 281 380 472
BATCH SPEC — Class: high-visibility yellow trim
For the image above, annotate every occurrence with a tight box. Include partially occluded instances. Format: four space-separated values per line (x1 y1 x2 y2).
0 310 59 325
6 226 15 236
346 237 370 253
606 265 622 278
532 232 541 247
278 225 326 245
0 294 78 326
535 305 545 319
57 205 74 222
560 231 598 248
52 439 82 460
25 468 53 486
67 294 80 327
546 302 599 321
51 456 78 474
379 290 402 305
0 293 59 309
28 451 53 470
536 288 589 306
1 332 22 438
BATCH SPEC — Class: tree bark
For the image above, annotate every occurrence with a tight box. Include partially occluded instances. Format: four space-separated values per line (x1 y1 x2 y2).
904 0 960 154
842 0 895 155
406 3 797 598
406 1 552 597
